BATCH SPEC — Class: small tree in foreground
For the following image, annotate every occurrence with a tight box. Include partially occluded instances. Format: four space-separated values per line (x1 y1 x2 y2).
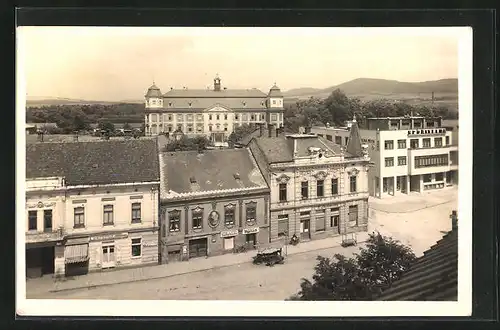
291 233 417 301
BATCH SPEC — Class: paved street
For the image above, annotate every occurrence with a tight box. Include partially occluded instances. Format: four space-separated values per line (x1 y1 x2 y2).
27 187 458 300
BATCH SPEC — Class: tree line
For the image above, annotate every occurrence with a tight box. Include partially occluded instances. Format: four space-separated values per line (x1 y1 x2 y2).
26 103 144 134
284 89 459 133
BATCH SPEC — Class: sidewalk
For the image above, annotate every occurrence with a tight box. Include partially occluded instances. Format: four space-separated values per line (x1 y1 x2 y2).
26 232 370 296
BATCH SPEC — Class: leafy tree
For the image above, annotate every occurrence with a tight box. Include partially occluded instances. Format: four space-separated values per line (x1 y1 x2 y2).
164 135 211 152
323 89 352 126
227 123 257 147
291 233 417 301
98 121 115 134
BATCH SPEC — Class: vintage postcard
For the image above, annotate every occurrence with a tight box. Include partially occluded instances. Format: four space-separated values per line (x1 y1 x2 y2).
16 26 472 317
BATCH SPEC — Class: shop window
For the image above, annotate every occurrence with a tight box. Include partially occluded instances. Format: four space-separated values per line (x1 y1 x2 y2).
131 238 142 257
384 140 394 150
350 176 357 193
192 208 203 230
330 208 340 227
28 210 37 230
279 183 287 202
423 174 432 183
224 204 236 226
315 209 326 232
245 202 257 222
43 210 52 232
301 181 309 199
348 205 358 224
435 172 444 181
131 203 141 223
168 210 181 232
74 207 85 228
316 180 324 197
103 205 114 226
331 178 339 195
277 214 289 237
397 139 407 149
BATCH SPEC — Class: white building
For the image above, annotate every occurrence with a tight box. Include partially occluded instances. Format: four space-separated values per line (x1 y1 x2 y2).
143 75 285 147
312 116 458 199
25 139 161 278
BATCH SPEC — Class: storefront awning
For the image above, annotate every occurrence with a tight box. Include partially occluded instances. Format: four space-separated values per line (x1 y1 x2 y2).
64 244 89 264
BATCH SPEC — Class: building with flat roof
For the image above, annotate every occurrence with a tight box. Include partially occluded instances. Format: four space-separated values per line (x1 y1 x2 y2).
143 75 285 147
25 139 161 277
159 148 270 262
245 120 371 243
312 116 458 199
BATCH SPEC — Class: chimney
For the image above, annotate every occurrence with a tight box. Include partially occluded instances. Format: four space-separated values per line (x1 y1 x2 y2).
259 123 265 137
450 210 458 230
304 126 312 134
268 124 276 138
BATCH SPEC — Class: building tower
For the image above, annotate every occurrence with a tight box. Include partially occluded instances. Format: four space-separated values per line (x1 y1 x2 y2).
267 83 284 127
144 83 163 136
346 114 363 157
214 74 221 91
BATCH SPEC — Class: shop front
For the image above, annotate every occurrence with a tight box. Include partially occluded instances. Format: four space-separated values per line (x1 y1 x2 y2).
242 227 259 249
26 243 56 278
64 237 90 277
188 237 208 259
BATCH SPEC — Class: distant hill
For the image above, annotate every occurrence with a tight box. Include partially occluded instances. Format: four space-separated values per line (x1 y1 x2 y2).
282 78 458 100
26 97 120 107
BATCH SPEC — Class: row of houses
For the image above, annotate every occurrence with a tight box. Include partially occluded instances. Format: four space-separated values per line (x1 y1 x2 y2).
24 119 371 278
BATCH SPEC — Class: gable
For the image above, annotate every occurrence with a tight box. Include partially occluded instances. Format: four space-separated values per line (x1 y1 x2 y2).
204 104 234 113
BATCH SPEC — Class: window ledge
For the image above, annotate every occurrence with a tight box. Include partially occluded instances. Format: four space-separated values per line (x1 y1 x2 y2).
131 256 142 259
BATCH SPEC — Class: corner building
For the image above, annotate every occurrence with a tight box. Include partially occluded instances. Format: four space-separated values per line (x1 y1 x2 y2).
144 75 285 146
159 148 269 262
25 139 161 277
246 120 372 243
312 116 459 199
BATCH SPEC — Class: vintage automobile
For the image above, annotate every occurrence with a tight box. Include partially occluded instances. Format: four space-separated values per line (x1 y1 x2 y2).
253 247 285 267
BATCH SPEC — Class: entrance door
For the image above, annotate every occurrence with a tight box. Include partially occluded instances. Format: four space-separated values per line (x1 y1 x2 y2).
102 245 116 269
189 238 208 259
41 246 55 275
245 234 256 248
300 220 310 240
446 171 453 185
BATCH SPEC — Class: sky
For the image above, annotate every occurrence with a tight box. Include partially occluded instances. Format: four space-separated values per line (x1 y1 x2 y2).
18 27 461 101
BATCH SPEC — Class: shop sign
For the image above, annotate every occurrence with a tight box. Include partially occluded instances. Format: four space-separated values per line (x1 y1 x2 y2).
143 241 158 247
27 201 56 209
220 230 239 238
90 232 128 242
243 227 259 234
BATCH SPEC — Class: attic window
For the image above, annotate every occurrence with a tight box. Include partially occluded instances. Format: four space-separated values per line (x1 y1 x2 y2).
243 102 246 107
188 102 192 107
233 173 241 180
168 102 172 106
190 176 197 183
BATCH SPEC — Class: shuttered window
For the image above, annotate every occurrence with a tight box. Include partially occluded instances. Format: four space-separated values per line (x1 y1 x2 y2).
277 214 289 237
315 210 326 232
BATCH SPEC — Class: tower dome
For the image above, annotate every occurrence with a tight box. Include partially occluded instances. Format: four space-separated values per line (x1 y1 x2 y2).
145 84 162 98
268 83 282 97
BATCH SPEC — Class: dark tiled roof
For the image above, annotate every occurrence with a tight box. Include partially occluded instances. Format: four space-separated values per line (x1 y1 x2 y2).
145 84 162 98
254 137 294 163
26 140 160 186
317 136 351 156
346 120 363 157
160 97 268 110
164 88 267 98
161 149 267 194
238 127 262 146
377 229 458 301
268 84 283 97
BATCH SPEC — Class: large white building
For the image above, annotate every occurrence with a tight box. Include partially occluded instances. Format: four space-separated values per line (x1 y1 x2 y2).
312 116 458 199
25 139 161 278
144 75 285 146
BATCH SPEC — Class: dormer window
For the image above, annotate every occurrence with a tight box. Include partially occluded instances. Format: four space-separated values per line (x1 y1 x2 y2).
168 102 172 107
243 102 246 107
188 102 192 107
261 101 264 106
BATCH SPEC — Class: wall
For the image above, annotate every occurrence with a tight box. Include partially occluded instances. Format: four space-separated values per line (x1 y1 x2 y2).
161 191 269 257
25 190 65 234
64 184 159 237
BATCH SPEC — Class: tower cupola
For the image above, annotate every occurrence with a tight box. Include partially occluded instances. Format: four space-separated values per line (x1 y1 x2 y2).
214 74 221 91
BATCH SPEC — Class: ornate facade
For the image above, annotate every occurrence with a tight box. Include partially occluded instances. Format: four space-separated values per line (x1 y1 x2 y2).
247 120 372 243
144 75 285 146
159 148 270 262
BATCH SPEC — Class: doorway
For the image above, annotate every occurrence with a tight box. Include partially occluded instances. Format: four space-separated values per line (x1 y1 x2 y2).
189 238 208 259
245 234 256 248
300 220 311 240
102 245 116 269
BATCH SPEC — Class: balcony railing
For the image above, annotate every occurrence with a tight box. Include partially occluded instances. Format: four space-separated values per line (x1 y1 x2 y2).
26 228 64 244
